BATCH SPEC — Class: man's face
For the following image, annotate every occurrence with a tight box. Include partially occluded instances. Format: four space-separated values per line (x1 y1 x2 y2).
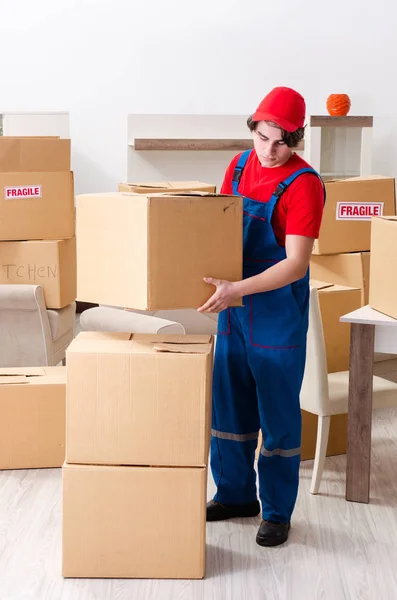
252 121 292 168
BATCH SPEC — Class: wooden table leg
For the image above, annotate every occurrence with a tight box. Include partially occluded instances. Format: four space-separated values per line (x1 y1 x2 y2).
346 323 375 503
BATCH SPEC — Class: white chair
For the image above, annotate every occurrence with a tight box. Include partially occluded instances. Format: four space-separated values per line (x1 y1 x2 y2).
300 287 397 494
80 306 217 334
79 306 186 335
0 284 76 367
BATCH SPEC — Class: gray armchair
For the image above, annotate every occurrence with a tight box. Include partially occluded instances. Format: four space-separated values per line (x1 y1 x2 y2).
0 284 76 367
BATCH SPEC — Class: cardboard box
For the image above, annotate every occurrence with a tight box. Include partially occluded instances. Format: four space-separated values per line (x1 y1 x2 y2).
0 366 66 470
118 180 216 194
0 137 70 172
0 171 75 241
256 412 348 461
62 463 207 579
76 191 242 310
0 238 76 308
66 332 213 467
313 176 396 255
310 252 370 306
369 216 397 319
311 280 362 373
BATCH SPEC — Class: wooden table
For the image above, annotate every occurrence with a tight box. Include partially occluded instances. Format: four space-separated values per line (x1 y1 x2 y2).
340 305 397 503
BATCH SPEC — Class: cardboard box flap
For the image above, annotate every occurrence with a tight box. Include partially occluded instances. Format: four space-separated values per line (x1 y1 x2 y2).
69 332 212 356
343 175 393 182
74 332 132 342
131 334 212 344
310 280 360 293
0 366 49 385
125 182 171 189
168 181 210 189
310 280 334 291
0 367 47 378
2 136 60 139
67 332 133 354
327 175 393 184
0 376 30 385
153 342 210 354
148 191 226 198
122 181 212 189
377 216 397 222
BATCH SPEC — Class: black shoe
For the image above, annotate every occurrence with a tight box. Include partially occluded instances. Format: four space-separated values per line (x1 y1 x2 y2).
206 499 261 522
256 520 291 547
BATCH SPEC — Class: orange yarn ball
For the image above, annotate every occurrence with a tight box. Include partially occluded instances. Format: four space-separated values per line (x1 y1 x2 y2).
326 94 351 117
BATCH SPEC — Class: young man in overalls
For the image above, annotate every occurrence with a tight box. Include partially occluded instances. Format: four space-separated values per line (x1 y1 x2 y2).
198 87 325 547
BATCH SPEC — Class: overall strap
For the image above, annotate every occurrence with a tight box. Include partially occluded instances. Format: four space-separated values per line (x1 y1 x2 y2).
270 167 326 205
231 149 252 195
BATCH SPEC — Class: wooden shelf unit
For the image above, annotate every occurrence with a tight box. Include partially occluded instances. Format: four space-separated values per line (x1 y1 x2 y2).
304 115 373 179
131 138 254 151
130 138 304 152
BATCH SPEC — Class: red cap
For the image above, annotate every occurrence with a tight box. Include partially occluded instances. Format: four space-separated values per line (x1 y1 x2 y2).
252 87 306 132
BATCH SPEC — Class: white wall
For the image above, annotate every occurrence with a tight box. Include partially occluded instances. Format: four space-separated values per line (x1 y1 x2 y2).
1 0 397 194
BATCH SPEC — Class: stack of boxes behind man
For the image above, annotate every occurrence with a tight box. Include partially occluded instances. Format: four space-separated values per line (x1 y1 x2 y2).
0 136 76 470
62 183 244 579
0 136 76 308
306 175 396 459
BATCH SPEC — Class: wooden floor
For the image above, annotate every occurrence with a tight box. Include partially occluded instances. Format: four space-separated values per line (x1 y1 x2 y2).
1 320 396 599
1 402 397 600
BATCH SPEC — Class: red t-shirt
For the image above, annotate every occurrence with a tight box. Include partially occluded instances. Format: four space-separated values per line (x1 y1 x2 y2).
220 151 324 246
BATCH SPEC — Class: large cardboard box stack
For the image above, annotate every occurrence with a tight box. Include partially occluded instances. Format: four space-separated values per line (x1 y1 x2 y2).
0 137 76 308
0 366 66 469
311 175 396 304
62 332 213 579
304 176 396 460
369 216 397 319
76 190 243 310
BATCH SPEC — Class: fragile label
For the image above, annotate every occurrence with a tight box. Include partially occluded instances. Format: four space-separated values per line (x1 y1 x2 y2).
336 202 384 221
4 185 42 200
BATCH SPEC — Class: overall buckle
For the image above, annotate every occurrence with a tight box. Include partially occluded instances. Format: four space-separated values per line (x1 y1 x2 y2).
232 168 243 184
274 182 287 199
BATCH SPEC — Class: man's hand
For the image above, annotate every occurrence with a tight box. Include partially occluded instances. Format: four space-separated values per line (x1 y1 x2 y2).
197 277 240 313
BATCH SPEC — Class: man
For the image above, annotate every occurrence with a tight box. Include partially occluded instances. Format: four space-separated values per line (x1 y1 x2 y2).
198 87 325 547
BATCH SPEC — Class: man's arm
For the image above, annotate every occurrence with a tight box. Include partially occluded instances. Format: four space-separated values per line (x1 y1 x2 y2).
197 235 314 313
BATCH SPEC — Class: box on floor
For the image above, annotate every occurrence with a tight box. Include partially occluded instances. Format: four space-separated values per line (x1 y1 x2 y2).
0 238 76 309
313 175 396 255
118 180 216 194
0 171 75 241
62 463 207 579
310 252 370 306
0 137 70 172
76 191 242 310
369 216 397 320
0 366 66 470
66 332 213 467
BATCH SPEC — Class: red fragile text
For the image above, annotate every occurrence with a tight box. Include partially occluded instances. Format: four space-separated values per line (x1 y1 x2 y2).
337 202 383 220
4 186 42 199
